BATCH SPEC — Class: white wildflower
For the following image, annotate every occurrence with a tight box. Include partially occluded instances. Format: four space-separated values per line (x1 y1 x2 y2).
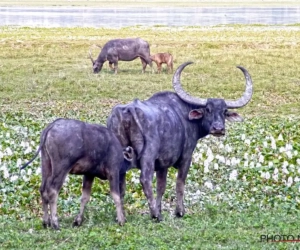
229 169 238 181
287 176 293 187
204 181 214 190
5 147 13 156
24 146 32 154
263 141 268 148
245 139 251 146
268 161 274 167
265 172 271 180
244 152 248 160
16 158 22 167
270 136 276 150
282 161 289 168
241 134 246 140
294 150 298 156
286 151 293 159
282 167 289 175
277 134 283 141
261 172 266 178
259 154 264 163
294 177 300 182
244 160 249 167
213 163 219 170
10 175 18 182
204 164 209 173
297 159 300 166
27 168 32 176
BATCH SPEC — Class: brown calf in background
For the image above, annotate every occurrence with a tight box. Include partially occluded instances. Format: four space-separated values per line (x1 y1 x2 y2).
150 53 173 73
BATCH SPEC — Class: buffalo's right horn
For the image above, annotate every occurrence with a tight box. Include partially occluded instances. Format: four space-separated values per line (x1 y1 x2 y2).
89 49 95 64
172 61 207 106
225 66 253 109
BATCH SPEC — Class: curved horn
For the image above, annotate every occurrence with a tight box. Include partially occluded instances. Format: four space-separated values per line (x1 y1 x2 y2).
225 66 253 109
89 49 95 64
172 61 207 106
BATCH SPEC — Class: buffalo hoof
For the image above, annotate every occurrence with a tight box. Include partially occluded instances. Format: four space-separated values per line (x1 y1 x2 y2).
42 220 51 229
51 223 60 230
175 206 185 218
73 216 83 227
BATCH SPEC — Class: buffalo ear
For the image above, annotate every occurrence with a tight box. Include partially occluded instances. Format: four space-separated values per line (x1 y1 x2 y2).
226 111 243 122
188 109 204 120
123 146 134 161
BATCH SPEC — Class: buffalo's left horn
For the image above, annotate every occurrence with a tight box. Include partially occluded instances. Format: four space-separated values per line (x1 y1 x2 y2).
89 49 95 64
225 66 253 109
172 61 207 106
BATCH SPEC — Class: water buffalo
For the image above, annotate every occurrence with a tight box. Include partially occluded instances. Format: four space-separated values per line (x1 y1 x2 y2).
89 38 153 74
150 52 174 73
20 118 135 229
107 62 253 221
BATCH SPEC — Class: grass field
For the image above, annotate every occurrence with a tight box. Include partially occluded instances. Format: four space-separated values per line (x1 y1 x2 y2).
1 23 300 249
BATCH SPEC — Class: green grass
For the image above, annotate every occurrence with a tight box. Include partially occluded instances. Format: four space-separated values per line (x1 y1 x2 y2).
1 204 300 249
1 25 300 248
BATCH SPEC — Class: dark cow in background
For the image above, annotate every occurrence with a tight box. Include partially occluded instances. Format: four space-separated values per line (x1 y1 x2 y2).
89 38 153 74
107 62 253 221
21 118 135 229
150 52 174 73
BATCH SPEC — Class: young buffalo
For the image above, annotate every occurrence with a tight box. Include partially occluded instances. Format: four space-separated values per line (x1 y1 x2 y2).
20 118 134 230
150 52 174 73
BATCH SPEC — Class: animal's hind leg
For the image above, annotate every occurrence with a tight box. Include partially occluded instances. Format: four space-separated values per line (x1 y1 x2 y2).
156 168 168 221
109 172 125 225
73 175 94 227
47 162 69 230
139 157 158 219
40 150 51 228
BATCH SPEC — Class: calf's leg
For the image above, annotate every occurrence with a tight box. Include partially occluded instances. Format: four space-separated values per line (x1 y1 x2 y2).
40 150 51 228
73 175 95 227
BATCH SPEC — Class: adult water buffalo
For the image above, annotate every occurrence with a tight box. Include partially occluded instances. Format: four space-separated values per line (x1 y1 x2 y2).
20 118 135 229
107 61 253 221
89 38 153 74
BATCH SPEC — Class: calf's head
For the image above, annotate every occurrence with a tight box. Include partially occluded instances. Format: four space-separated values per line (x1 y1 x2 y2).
173 62 253 137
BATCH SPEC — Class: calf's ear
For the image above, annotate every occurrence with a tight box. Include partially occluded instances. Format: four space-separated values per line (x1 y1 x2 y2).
226 111 243 122
188 109 204 120
123 146 134 161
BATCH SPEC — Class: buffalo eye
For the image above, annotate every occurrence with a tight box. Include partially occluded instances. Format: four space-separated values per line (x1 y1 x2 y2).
206 107 211 114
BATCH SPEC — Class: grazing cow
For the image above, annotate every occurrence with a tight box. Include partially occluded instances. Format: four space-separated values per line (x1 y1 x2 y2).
150 52 174 73
107 62 253 221
89 38 153 74
20 118 135 229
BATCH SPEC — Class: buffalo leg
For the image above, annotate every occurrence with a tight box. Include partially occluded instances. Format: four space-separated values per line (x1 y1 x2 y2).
48 165 69 230
175 160 191 217
109 174 125 225
119 172 126 212
73 175 95 227
113 62 118 74
109 62 114 71
156 168 168 221
140 58 147 73
140 159 158 219
40 150 52 228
